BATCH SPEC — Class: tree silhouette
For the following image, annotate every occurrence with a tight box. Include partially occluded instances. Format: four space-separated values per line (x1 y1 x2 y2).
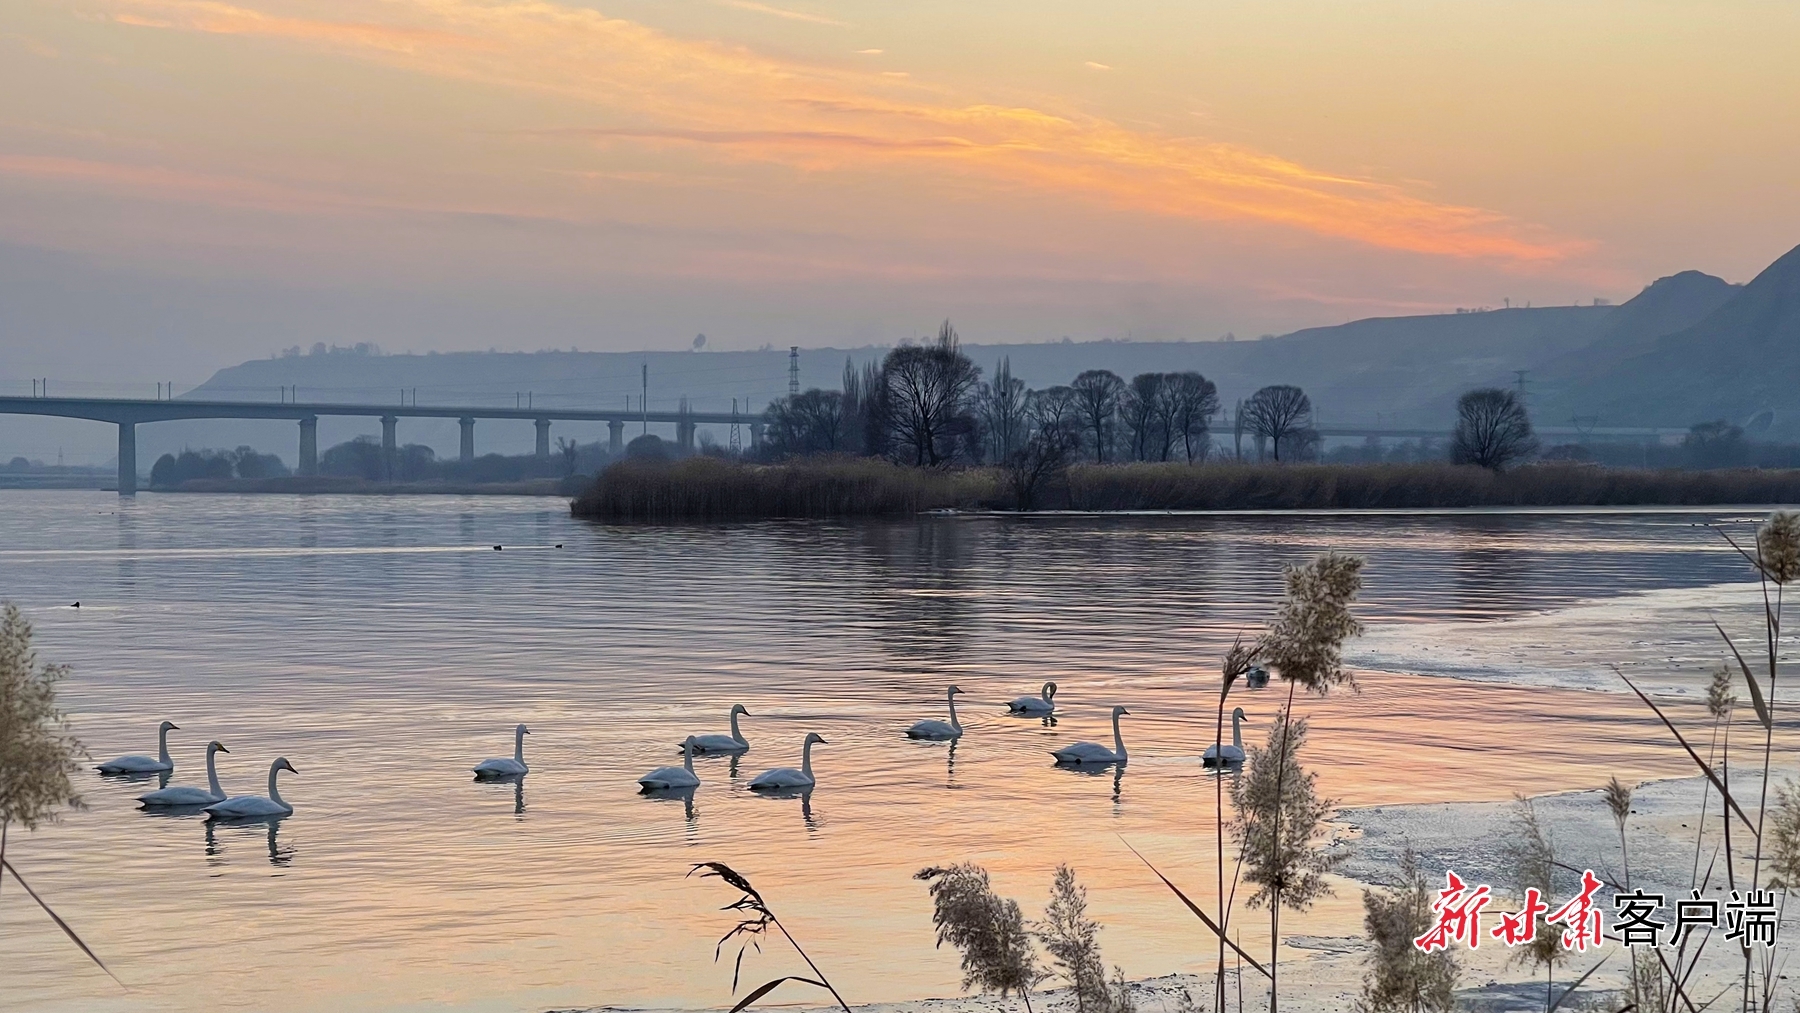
1451 388 1536 470
1243 385 1312 461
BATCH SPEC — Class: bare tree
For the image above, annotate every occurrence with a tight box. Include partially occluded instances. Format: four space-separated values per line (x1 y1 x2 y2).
1243 385 1312 461
1028 385 1080 431
1069 370 1124 462
1165 372 1220 462
555 436 580 477
1007 405 1079 511
764 389 850 457
1120 373 1167 462
1450 388 1536 470
880 321 982 467
976 357 1029 464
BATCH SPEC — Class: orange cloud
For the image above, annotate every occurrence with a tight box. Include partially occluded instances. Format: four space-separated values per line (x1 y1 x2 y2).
98 0 1587 263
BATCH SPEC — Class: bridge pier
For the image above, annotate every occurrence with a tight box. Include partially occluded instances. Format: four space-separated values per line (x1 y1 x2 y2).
749 422 764 451
459 417 475 463
535 418 551 461
117 421 137 496
381 414 398 481
298 415 318 476
607 420 624 454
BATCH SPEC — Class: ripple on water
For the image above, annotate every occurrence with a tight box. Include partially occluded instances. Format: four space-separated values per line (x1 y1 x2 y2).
0 492 1775 1012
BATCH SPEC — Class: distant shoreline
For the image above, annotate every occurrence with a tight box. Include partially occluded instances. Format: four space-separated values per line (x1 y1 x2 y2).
142 475 579 496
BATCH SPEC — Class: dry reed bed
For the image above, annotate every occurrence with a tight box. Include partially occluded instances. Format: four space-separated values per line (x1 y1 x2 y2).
571 456 998 520
1065 462 1800 510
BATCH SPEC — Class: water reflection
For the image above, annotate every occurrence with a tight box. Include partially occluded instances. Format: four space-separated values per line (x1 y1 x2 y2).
473 773 527 816
641 785 698 825
750 785 819 831
204 816 295 867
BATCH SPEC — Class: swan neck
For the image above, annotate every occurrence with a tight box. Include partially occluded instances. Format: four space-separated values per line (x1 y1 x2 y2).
267 764 285 807
158 726 171 766
730 710 745 745
947 692 960 730
683 740 695 773
1112 712 1127 759
1231 711 1243 750
514 727 526 764
801 740 814 777
206 747 223 798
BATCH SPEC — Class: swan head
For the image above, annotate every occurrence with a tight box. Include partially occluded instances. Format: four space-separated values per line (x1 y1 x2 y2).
1043 681 1057 698
1231 707 1247 720
159 720 179 733
273 757 298 776
1111 705 1130 718
803 732 828 747
208 741 229 754
947 685 963 696
730 704 750 717
516 723 530 736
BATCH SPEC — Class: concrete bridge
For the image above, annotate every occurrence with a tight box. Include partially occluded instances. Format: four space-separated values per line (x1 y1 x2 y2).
0 395 765 494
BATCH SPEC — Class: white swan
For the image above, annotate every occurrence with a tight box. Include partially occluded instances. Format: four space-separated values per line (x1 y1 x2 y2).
1203 707 1248 766
640 736 702 791
907 685 964 740
474 723 530 777
204 757 296 819
1007 681 1057 714
1051 706 1130 765
138 741 229 806
688 704 751 755
750 732 827 790
96 720 178 774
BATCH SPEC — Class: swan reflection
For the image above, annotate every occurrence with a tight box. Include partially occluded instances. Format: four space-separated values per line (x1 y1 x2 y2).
750 784 818 830
474 772 526 815
204 815 295 867
640 784 698 824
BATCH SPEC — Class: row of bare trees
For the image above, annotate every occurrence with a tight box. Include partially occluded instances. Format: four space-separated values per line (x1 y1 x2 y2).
762 321 1319 468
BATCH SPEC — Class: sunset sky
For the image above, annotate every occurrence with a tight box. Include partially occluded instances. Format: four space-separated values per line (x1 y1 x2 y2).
4 0 1798 380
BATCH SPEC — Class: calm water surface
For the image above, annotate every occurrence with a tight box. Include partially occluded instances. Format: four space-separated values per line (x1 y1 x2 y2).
0 492 1777 1012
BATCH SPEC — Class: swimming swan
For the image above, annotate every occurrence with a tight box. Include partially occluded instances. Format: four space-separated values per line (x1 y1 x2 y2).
640 736 702 791
750 733 827 790
1203 707 1248 766
688 704 751 755
1007 681 1057 714
1051 706 1130 765
204 757 296 819
138 741 229 806
474 724 530 777
906 686 964 740
97 720 179 774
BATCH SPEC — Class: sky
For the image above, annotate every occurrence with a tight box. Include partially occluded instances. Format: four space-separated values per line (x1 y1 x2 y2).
3 0 1799 387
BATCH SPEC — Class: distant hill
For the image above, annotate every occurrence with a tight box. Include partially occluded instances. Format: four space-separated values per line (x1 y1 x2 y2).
190 306 1618 427
154 247 1797 462
1542 244 1800 435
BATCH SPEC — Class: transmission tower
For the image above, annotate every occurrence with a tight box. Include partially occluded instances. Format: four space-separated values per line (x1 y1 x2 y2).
789 346 799 396
730 398 742 452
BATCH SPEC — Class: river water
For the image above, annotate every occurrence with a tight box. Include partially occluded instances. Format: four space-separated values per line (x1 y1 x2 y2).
0 492 1786 1012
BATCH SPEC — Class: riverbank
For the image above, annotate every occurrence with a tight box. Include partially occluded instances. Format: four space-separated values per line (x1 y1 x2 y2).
572 458 1800 520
